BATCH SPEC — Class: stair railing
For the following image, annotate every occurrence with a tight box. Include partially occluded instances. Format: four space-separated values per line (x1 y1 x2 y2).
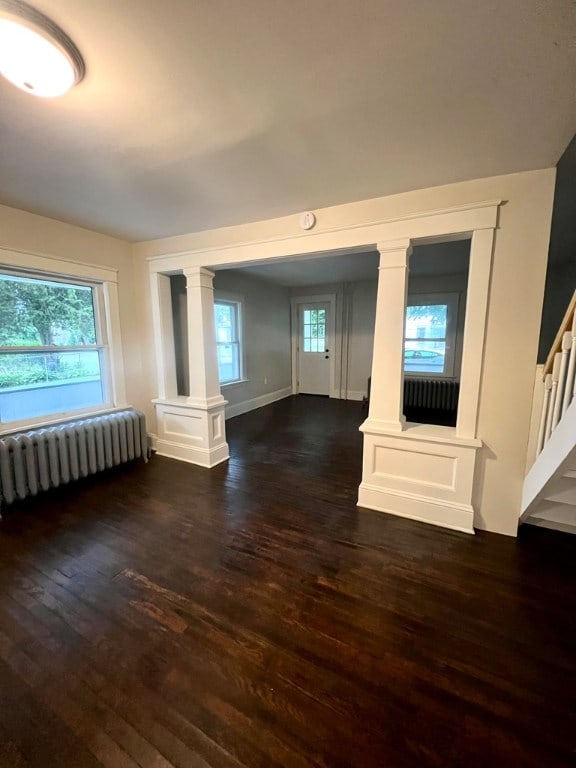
536 291 576 455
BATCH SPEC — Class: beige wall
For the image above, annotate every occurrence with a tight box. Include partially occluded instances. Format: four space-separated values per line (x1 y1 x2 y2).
0 204 144 417
135 168 556 536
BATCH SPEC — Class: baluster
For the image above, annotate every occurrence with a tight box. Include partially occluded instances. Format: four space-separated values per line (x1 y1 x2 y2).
545 354 561 443
552 332 572 429
537 373 553 454
562 313 576 416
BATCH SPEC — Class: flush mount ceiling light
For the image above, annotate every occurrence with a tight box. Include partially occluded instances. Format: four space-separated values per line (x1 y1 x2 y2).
0 0 84 97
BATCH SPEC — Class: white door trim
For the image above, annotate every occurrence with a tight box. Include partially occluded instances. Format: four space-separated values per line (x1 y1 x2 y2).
290 294 337 398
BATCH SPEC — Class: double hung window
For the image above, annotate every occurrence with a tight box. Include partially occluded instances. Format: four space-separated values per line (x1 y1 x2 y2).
0 271 109 424
214 300 243 384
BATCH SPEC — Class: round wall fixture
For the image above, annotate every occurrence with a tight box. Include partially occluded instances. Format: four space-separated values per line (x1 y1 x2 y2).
0 0 85 97
299 211 316 231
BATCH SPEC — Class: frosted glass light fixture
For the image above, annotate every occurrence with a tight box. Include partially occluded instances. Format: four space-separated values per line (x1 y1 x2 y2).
0 0 84 97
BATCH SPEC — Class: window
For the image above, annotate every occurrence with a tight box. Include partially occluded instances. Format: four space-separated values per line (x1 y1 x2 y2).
214 300 243 384
404 294 458 377
302 308 326 352
0 272 109 425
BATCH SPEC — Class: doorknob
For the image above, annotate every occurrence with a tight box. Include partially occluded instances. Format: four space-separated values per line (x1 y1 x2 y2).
325 355 329 359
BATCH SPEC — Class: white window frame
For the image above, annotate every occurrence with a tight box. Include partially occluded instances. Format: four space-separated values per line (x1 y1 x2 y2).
404 292 459 379
214 295 245 387
0 248 126 434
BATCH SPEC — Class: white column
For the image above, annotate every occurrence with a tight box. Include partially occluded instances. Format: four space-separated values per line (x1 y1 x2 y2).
358 237 478 535
366 239 412 432
149 272 178 400
152 267 229 468
456 227 495 439
184 267 225 408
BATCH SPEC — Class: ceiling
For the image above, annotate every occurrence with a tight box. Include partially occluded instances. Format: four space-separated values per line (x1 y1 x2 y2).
233 251 381 287
0 1 575 242
228 240 470 287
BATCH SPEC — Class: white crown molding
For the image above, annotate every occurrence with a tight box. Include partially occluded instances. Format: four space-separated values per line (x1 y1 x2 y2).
146 199 502 268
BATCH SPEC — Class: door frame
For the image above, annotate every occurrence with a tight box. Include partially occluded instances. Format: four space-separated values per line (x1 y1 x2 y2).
290 293 337 398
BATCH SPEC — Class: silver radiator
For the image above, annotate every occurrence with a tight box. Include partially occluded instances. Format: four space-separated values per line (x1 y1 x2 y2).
0 408 148 511
404 379 459 410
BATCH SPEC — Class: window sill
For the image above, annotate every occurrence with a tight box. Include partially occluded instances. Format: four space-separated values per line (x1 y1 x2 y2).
0 404 122 437
361 419 482 448
220 378 250 389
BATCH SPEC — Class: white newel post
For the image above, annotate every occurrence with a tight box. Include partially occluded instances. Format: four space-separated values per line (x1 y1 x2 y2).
367 239 412 431
152 267 229 468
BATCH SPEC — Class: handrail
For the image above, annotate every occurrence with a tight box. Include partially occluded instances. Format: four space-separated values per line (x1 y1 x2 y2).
543 289 576 377
536 290 576 456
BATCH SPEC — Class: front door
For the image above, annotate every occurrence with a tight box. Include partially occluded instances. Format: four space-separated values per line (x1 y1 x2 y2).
297 302 331 395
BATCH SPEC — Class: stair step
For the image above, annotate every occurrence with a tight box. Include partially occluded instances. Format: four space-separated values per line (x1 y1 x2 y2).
525 499 576 534
525 516 576 535
543 476 576 505
524 517 576 535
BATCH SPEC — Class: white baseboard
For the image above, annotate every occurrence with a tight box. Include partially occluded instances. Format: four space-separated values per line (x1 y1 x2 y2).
346 390 366 401
155 438 229 468
225 387 292 420
357 482 475 534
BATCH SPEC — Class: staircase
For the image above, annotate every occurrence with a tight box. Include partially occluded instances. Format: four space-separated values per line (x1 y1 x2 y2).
522 292 576 533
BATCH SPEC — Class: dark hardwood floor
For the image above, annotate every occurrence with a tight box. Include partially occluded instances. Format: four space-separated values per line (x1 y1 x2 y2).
0 395 575 767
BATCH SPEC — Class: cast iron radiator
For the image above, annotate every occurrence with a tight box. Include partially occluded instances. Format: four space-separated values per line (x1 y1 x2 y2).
0 408 148 512
403 379 459 411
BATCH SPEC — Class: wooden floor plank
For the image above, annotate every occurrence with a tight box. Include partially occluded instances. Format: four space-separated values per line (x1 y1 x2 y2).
0 395 574 767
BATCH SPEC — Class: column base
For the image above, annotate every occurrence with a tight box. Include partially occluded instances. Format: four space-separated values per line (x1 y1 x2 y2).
153 397 229 468
358 423 480 534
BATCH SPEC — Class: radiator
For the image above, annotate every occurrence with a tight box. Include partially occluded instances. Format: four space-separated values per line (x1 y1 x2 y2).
0 408 148 512
404 379 459 411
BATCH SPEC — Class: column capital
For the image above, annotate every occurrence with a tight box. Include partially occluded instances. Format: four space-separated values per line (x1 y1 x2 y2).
183 266 215 289
376 239 412 269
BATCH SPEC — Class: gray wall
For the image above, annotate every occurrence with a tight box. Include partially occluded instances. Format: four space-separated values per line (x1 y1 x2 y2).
291 264 470 399
213 270 292 410
170 271 292 408
347 281 378 395
291 281 378 398
170 247 470 410
538 134 576 361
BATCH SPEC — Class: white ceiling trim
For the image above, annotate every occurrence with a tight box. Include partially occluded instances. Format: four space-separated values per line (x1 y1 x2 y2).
0 245 119 283
148 199 501 274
